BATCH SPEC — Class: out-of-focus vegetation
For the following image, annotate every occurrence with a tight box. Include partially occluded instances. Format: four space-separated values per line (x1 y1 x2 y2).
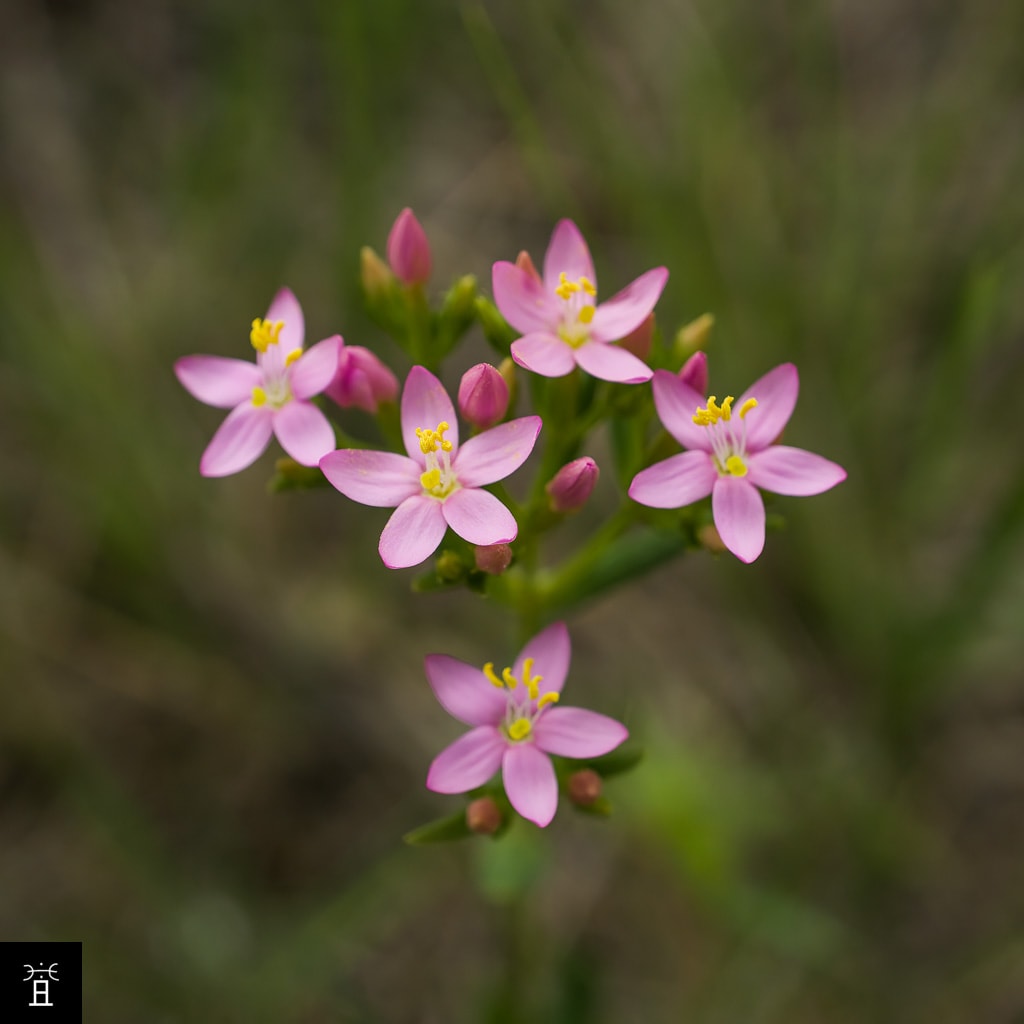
1 0 1023 1020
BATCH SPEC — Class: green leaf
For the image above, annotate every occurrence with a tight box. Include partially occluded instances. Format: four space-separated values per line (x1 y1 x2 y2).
402 810 472 846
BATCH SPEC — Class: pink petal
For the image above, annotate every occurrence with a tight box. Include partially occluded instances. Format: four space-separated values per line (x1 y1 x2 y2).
424 655 507 727
319 449 421 506
712 477 766 563
678 351 708 395
573 341 652 384
453 417 542 488
175 355 262 408
533 707 628 758
737 363 799 451
441 488 517 546
651 370 712 450
511 333 576 377
199 403 274 477
400 366 458 463
272 401 336 466
746 446 847 496
379 495 448 568
502 744 558 827
427 726 505 794
492 262 560 335
512 622 571 697
543 220 596 294
265 287 305 351
589 267 668 342
290 335 341 400
628 450 716 508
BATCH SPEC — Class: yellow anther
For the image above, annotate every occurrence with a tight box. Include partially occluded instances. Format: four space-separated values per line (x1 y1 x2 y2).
502 667 518 689
420 468 442 492
250 318 284 352
719 396 734 421
555 271 581 300
724 454 748 477
508 718 532 741
580 276 596 296
739 398 758 419
416 421 454 455
578 306 595 325
285 348 302 367
692 395 737 427
483 662 504 688
522 659 535 684
537 692 560 710
251 386 267 407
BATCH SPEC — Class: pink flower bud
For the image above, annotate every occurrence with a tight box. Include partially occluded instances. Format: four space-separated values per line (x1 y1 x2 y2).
386 207 432 286
325 343 399 414
515 249 541 283
618 312 655 361
546 456 599 513
466 797 503 835
458 362 509 429
678 350 708 395
474 543 513 576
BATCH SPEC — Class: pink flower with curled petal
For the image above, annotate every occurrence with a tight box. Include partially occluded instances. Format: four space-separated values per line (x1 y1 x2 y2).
320 366 541 569
425 622 628 828
628 363 847 563
175 288 340 477
325 342 399 414
492 219 668 384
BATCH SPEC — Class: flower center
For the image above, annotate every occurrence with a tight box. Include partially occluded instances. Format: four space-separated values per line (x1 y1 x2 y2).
554 272 596 349
692 395 758 476
416 420 459 499
483 658 560 743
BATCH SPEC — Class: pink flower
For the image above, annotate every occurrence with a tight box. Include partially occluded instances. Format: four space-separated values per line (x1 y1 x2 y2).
320 366 541 569
325 342 399 414
425 622 628 827
175 288 340 477
386 207 432 286
628 364 847 563
492 219 667 384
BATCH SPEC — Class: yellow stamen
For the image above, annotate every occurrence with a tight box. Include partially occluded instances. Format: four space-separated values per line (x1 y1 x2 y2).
522 657 543 700
578 306 595 325
416 421 454 455
724 454 748 477
502 667 517 689
250 318 284 353
739 398 758 419
537 692 560 710
692 394 737 427
555 271 580 300
285 348 302 367
252 386 267 407
579 276 596 296
508 718 532 741
483 662 504 689
420 468 442 491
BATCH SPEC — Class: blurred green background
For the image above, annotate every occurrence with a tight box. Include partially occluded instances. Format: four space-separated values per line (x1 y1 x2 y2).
2 0 1023 1020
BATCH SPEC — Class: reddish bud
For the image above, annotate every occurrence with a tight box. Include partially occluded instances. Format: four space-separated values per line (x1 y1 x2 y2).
618 312 655 361
474 543 513 576
546 457 599 513
458 362 510 429
466 797 503 835
386 207 432 286
515 250 541 283
325 343 399 414
567 769 602 807
678 351 708 395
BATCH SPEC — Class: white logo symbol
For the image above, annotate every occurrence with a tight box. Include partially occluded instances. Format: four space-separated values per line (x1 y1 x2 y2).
23 963 59 1008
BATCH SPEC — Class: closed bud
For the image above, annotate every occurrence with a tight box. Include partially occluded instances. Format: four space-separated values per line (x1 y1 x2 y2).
618 312 655 361
466 797 503 835
567 769 602 807
386 207 432 286
515 249 542 283
546 457 599 513
360 245 396 301
474 543 513 576
325 343 399 414
678 350 708 395
458 362 509 429
435 550 466 582
437 275 478 356
674 312 714 361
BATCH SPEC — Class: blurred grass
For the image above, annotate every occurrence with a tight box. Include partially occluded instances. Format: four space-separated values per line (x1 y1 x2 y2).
1 0 1024 1020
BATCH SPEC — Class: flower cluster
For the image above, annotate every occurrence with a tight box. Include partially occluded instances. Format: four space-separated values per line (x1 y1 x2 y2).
175 210 846 831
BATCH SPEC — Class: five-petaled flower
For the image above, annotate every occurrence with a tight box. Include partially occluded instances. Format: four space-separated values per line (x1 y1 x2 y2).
628 363 846 563
425 622 628 827
492 219 668 384
320 366 541 569
175 288 340 477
